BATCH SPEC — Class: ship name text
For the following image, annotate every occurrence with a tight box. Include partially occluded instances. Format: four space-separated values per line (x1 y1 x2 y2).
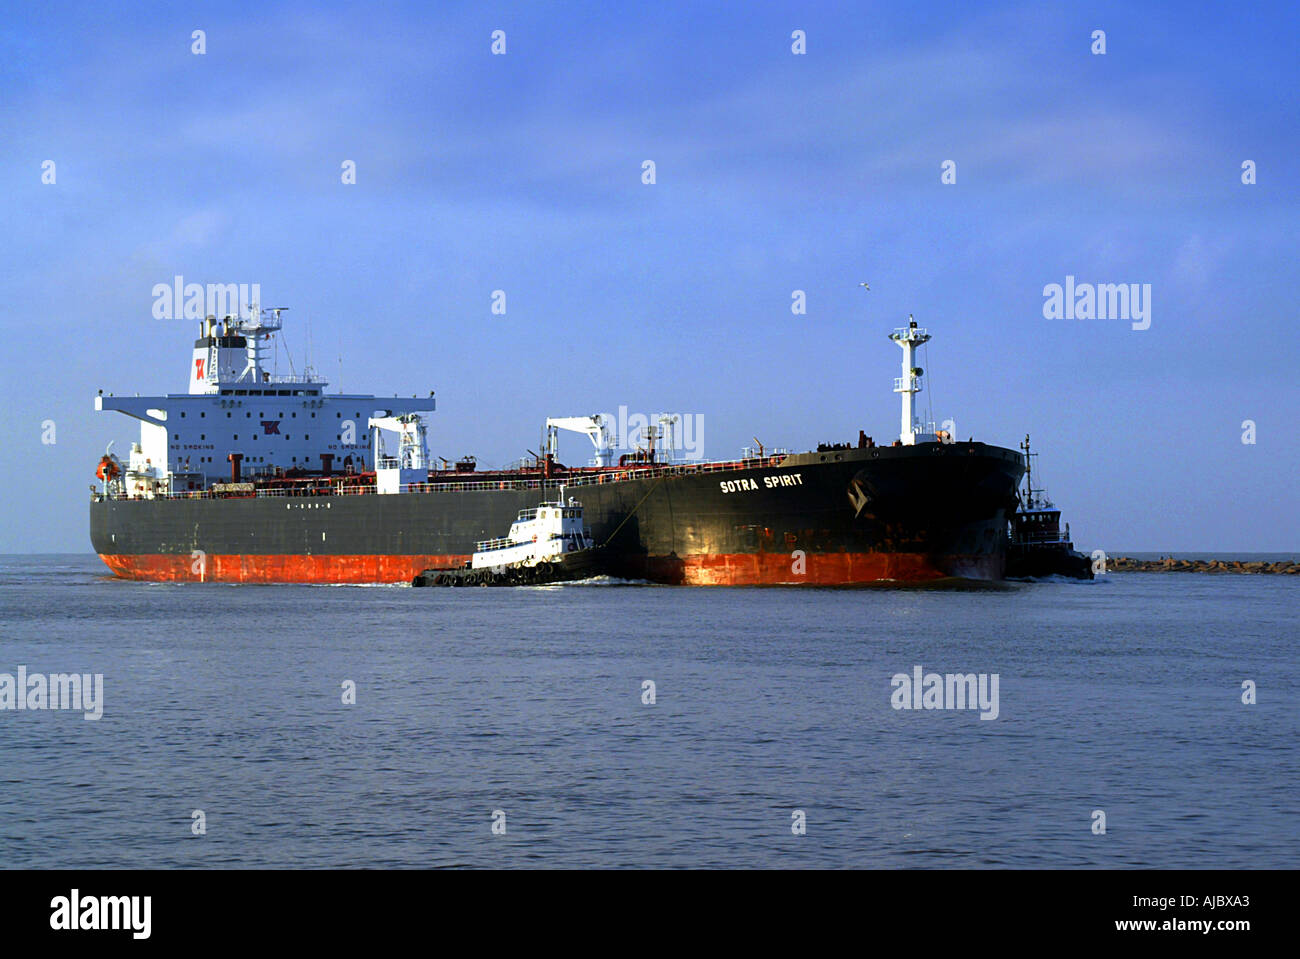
720 473 803 494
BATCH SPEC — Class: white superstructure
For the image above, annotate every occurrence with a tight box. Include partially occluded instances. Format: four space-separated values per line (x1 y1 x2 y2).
471 496 594 569
95 304 435 493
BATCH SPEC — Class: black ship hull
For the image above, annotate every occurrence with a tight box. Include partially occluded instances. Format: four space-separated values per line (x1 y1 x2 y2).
90 442 1024 585
1005 544 1095 580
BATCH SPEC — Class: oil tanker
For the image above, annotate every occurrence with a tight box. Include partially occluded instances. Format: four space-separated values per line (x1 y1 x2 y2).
90 308 1024 585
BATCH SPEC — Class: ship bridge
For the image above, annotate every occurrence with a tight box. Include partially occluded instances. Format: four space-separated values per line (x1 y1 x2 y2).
95 306 435 490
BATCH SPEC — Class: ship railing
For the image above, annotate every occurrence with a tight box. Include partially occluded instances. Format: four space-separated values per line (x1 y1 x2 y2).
92 485 372 501
88 453 799 501
396 454 793 494
890 326 929 341
1011 531 1071 545
739 446 791 459
261 373 327 384
220 373 326 389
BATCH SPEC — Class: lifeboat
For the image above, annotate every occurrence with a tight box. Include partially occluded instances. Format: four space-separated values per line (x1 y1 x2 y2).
95 455 120 482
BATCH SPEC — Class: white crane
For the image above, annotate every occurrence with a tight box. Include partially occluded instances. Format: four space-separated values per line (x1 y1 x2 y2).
545 415 615 467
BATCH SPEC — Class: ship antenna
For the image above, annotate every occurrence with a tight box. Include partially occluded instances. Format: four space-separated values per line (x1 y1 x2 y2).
1020 434 1034 508
278 324 299 378
923 338 935 432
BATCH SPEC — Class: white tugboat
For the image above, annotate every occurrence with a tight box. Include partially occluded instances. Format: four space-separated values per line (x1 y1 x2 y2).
413 492 606 586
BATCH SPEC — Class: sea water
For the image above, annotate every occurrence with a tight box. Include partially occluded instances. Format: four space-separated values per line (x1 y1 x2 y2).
0 554 1295 868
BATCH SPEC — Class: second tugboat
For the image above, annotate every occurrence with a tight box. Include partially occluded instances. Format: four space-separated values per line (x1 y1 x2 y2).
413 493 606 586
1005 435 1093 580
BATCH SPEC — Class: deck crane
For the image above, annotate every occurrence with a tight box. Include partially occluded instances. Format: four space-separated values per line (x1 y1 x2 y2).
545 415 615 467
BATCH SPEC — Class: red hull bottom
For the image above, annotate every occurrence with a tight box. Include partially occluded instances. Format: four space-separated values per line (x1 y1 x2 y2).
670 551 1002 585
98 552 1003 585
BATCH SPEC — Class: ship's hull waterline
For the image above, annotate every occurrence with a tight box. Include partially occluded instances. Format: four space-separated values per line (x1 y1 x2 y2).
91 443 1024 586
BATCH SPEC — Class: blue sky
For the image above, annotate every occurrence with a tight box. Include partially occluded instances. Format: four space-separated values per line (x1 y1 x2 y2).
2 0 1296 552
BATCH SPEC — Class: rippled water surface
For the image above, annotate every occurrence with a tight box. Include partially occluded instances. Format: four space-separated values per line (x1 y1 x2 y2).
1 555 1295 868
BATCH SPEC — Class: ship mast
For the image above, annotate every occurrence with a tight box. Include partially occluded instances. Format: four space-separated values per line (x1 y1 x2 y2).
1020 434 1033 508
1019 434 1049 509
888 316 931 445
